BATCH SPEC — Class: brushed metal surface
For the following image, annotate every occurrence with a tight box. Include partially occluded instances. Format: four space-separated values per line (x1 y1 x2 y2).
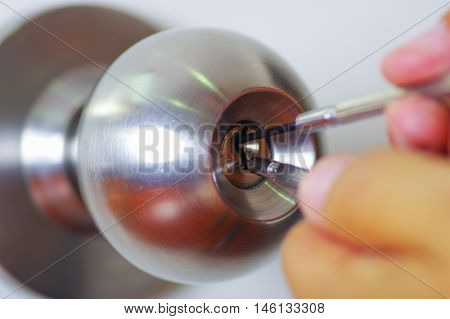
0 5 172 298
79 28 318 284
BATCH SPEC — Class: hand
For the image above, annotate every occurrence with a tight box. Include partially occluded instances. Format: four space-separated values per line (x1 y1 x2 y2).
282 12 450 298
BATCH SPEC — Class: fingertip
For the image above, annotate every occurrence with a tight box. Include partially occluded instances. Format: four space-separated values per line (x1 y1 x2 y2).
382 24 450 86
298 155 357 224
386 95 449 153
281 222 337 298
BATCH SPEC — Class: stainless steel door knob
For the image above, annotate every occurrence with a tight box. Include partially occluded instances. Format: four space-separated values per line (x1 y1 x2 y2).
0 5 319 296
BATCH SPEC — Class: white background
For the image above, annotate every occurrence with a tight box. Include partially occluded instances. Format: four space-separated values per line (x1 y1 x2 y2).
0 0 447 298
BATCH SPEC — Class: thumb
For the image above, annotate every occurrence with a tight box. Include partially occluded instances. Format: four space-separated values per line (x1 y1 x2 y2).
299 149 450 248
282 150 450 298
300 151 450 245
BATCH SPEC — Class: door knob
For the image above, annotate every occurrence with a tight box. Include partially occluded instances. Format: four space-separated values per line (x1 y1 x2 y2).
0 5 319 296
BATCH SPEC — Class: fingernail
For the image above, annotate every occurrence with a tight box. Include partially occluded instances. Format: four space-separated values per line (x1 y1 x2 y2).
382 22 450 85
299 155 356 223
385 95 419 150
388 125 409 149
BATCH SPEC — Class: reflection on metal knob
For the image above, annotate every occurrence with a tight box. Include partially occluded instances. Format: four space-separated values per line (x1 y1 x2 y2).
78 28 318 283
0 5 319 297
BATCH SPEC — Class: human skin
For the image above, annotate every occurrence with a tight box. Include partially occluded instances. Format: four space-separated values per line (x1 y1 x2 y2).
282 12 450 298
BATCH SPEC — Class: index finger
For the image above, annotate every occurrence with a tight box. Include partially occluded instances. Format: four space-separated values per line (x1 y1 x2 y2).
382 11 450 86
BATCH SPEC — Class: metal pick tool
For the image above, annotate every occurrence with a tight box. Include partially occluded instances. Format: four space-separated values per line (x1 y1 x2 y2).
243 73 450 191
